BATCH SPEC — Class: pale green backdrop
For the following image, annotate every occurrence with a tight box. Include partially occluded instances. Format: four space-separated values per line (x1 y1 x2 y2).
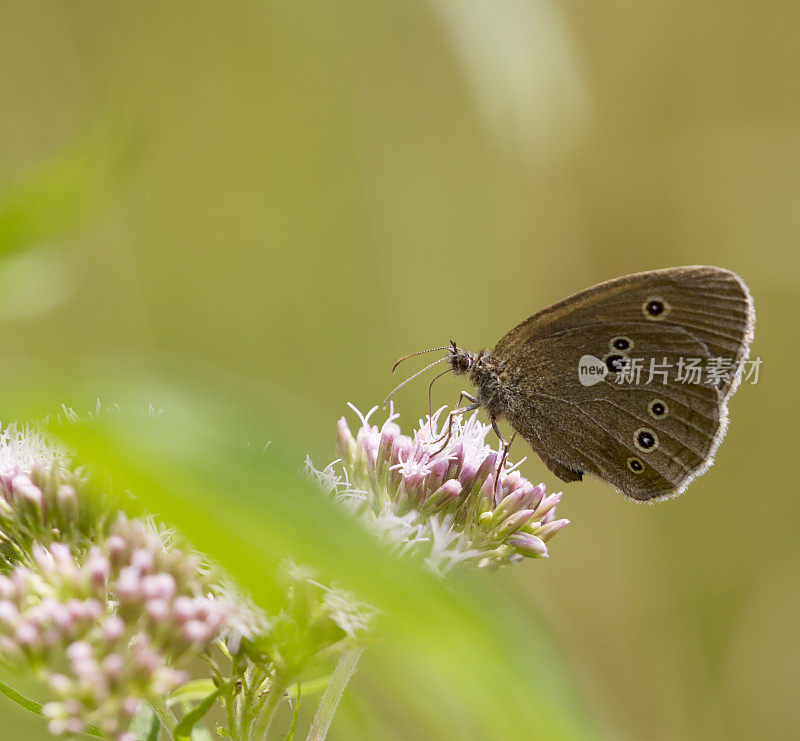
0 2 797 739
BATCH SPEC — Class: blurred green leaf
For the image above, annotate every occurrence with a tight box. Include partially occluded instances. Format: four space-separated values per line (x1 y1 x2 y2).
173 681 230 741
0 124 128 256
42 374 599 741
0 243 78 322
168 680 218 706
0 679 103 738
146 713 161 741
0 680 47 718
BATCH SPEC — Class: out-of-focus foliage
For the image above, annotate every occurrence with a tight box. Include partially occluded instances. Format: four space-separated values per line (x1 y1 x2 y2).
0 1 797 739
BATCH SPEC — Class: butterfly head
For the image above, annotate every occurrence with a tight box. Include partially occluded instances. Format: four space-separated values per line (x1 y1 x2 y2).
447 341 475 375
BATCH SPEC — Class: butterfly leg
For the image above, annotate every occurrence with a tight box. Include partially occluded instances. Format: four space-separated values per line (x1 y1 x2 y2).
491 417 516 497
456 391 478 409
430 391 478 446
491 416 505 445
429 399 480 455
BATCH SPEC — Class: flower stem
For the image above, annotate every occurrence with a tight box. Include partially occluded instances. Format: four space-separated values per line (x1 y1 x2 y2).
250 678 286 741
150 698 178 739
306 646 364 741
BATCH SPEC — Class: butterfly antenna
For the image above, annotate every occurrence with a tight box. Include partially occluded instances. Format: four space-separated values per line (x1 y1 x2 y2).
392 346 451 374
428 368 454 418
383 357 449 408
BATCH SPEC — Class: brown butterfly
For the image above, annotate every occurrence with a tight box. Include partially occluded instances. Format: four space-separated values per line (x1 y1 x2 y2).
387 266 754 501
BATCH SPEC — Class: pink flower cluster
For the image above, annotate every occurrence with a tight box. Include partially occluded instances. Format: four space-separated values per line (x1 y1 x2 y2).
0 515 235 738
0 429 107 572
317 405 569 571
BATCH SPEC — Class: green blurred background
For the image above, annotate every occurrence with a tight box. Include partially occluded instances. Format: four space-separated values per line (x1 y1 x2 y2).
1 2 798 739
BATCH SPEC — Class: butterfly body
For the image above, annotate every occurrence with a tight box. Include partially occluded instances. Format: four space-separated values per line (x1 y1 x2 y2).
447 266 754 501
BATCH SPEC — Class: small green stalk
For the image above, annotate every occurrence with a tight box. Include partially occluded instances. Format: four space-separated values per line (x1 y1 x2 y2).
306 646 364 741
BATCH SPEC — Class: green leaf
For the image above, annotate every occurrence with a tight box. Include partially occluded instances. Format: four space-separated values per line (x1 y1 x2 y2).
38 373 601 741
146 712 161 741
173 682 231 741
287 676 329 699
0 125 127 257
0 679 46 716
0 679 103 737
168 679 218 706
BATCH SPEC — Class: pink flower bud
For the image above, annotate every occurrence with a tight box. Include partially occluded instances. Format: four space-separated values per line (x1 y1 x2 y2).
0 601 19 627
41 627 60 649
47 719 68 736
103 653 124 679
56 484 76 510
420 479 462 516
534 492 562 521
132 640 160 676
513 481 538 510
63 698 84 716
501 470 522 496
141 573 176 601
457 462 478 496
376 422 401 482
496 509 537 537
50 543 73 568
71 656 100 682
336 417 356 461
536 518 570 542
172 595 197 622
478 474 496 511
0 635 23 662
426 456 450 495
115 568 141 602
392 435 413 467
64 717 86 735
105 535 128 566
491 489 527 525
121 696 140 718
507 532 548 557
32 544 53 573
84 547 110 586
50 603 73 632
145 599 170 623
130 549 154 574
12 474 37 499
0 575 15 601
473 452 498 493
66 599 91 624
183 619 212 645
66 641 93 662
11 567 29 595
446 442 464 479
530 482 547 508
79 599 102 621
48 674 72 696
102 616 125 644
15 621 40 648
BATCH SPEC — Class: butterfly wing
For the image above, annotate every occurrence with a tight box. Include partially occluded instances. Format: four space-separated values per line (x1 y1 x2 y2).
492 267 754 500
494 266 754 399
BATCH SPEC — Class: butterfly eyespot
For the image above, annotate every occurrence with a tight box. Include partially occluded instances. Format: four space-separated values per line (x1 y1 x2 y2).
643 296 670 320
627 457 645 474
610 336 633 352
648 399 668 419
634 428 659 452
604 354 628 373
